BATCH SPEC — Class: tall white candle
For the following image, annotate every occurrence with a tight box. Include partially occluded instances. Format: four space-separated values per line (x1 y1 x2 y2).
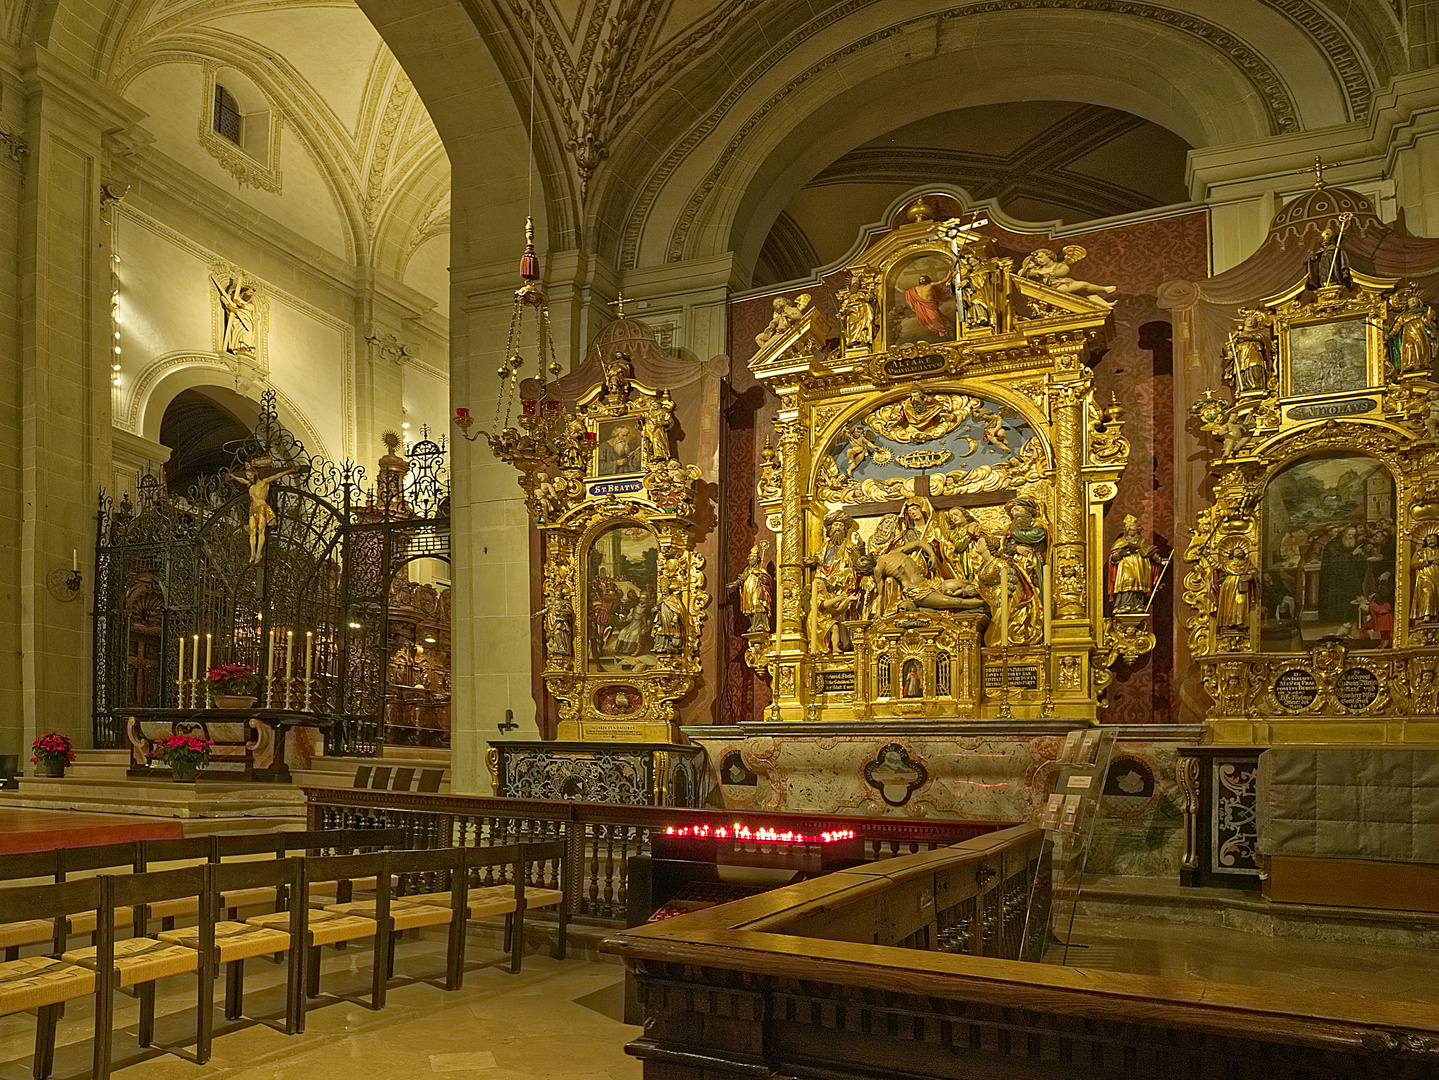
284 630 294 709
303 631 313 711
1042 564 1051 644
265 628 275 707
72 549 77 572
176 635 185 704
190 634 200 708
204 633 212 707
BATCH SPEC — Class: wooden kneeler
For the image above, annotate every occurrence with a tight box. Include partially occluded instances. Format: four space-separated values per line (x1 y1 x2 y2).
0 876 113 1080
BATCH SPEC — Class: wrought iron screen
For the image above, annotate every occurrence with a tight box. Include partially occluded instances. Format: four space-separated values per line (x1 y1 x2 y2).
93 391 450 756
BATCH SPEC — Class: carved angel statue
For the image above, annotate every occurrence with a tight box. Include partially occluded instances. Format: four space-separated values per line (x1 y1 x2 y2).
1017 246 1117 305
757 436 782 500
212 275 258 356
1424 389 1439 440
839 423 884 477
1386 294 1438 376
755 293 811 348
726 542 774 633
1223 309 1273 394
1191 392 1251 459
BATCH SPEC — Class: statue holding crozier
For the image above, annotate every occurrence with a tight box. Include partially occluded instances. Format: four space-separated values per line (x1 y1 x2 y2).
1108 513 1164 614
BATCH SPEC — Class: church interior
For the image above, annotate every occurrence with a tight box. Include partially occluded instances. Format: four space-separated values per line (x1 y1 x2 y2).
7 0 1439 1077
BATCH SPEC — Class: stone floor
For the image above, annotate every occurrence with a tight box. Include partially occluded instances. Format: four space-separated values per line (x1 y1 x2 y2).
0 934 641 1080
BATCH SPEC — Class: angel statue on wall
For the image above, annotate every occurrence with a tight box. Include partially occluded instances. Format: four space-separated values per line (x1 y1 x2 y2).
231 455 298 564
1018 246 1117 306
212 276 258 357
1223 309 1273 395
1386 294 1438 376
726 542 774 634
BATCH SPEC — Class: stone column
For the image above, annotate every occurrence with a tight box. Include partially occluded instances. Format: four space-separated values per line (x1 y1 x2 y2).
13 47 145 754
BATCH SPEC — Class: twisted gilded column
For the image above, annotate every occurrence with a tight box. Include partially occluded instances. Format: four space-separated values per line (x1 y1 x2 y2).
773 391 805 654
1050 371 1091 622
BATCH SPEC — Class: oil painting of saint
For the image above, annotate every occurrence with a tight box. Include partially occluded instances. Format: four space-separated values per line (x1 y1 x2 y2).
1261 453 1395 651
595 420 642 476
1287 319 1369 398
586 524 660 672
887 252 957 345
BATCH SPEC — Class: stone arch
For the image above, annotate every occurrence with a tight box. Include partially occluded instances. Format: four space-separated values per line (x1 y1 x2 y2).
134 358 330 463
601 4 1352 277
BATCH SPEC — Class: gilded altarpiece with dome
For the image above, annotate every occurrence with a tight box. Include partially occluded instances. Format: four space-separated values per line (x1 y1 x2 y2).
742 209 1147 724
1184 261 1439 744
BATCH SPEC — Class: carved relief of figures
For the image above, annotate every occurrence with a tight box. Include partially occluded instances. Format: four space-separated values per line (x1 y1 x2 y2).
972 534 1042 646
726 542 774 633
212 275 258 356
837 282 877 349
1413 532 1439 624
1224 310 1273 395
1214 543 1258 629
1002 496 1049 584
1108 514 1163 614
1017 246 1117 306
867 389 961 443
756 436 782 501
1386 295 1437 376
807 512 864 653
755 294 811 348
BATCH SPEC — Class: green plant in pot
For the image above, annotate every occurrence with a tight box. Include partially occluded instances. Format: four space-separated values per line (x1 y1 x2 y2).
206 663 261 709
152 734 213 781
30 732 74 778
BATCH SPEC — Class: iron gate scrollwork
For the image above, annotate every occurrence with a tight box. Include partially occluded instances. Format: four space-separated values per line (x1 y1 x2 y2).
93 392 450 758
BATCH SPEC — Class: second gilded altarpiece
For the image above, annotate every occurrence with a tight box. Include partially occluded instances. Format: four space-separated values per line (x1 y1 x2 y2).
1185 250 1439 743
743 203 1148 724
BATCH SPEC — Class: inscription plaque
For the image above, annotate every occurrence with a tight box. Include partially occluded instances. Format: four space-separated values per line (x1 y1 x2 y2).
816 670 855 694
883 353 945 378
983 665 1039 689
1337 667 1379 710
1273 669 1318 711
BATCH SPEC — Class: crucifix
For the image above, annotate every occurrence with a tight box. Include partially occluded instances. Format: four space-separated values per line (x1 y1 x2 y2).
608 291 628 319
937 214 990 329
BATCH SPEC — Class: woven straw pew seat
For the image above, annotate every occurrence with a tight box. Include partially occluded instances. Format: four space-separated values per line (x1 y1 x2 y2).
0 919 56 950
246 907 376 947
63 936 197 987
0 955 94 1014
158 921 291 963
404 885 564 916
323 899 453 931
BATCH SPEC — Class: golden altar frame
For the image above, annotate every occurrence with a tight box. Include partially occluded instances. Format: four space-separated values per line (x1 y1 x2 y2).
744 205 1143 723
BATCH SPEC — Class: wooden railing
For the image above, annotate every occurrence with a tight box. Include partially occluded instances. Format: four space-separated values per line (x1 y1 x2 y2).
606 824 1439 1080
302 787 1011 925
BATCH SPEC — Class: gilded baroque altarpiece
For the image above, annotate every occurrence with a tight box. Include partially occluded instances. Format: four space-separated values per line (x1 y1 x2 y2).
742 209 1146 723
1184 259 1439 744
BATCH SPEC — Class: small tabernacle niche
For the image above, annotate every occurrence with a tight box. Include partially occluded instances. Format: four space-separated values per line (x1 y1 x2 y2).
1260 453 1395 652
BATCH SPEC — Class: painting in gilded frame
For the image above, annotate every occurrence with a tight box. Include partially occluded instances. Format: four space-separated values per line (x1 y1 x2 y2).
886 251 957 347
1285 318 1370 398
585 523 660 673
592 418 644 478
1260 452 1396 652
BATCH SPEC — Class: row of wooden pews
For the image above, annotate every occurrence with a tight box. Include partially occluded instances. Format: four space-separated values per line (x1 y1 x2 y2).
0 828 567 1079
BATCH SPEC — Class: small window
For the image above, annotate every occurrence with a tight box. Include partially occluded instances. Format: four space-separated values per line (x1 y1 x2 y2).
213 86 242 145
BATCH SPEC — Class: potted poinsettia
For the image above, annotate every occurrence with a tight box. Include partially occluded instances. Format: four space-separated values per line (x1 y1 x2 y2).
30 732 74 778
151 734 213 782
205 663 260 709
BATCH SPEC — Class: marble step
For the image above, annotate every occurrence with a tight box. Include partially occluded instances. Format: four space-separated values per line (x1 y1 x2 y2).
0 778 306 820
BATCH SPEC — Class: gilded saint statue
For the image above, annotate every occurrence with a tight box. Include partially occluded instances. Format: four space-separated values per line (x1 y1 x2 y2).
972 534 1042 647
231 455 298 565
1386 295 1438 376
1214 544 1259 629
837 283 877 349
726 542 774 633
1413 532 1439 624
1306 222 1352 291
1224 310 1273 395
807 512 864 653
1107 514 1163 614
542 595 572 659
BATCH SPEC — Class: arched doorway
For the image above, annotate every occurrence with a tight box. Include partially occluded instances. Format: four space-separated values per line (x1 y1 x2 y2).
158 386 259 495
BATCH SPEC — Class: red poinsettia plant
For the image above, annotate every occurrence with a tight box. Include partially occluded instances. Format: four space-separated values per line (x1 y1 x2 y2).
151 734 213 769
30 732 74 766
205 663 260 696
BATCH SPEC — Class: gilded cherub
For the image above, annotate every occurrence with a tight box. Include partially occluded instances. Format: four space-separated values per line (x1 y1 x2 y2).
1018 246 1118 305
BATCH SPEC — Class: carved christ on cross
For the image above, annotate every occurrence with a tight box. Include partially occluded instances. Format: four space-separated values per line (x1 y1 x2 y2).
232 457 299 564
